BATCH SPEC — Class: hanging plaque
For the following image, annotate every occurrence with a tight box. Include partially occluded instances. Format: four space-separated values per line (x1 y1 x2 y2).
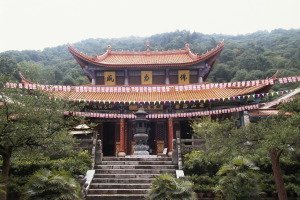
141 71 152 85
178 70 190 84
104 71 116 85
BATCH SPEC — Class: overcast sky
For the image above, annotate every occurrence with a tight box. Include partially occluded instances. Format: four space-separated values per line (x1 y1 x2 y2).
0 0 299 53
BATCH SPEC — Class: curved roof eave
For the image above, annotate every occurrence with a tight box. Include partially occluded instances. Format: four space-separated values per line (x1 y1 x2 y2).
68 42 224 68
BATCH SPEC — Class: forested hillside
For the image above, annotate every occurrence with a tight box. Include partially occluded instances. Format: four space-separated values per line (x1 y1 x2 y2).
1 29 300 90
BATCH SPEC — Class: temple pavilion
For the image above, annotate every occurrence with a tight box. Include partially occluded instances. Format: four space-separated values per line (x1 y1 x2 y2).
20 41 274 157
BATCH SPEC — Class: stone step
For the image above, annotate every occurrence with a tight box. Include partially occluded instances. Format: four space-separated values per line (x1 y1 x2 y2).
94 173 160 179
86 194 145 200
87 157 177 200
95 169 176 174
94 164 177 169
102 157 171 161
101 160 173 165
89 183 150 189
88 188 148 195
92 178 154 183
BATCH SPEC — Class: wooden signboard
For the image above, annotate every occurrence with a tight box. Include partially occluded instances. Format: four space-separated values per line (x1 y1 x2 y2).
141 71 152 85
104 71 116 85
178 70 190 84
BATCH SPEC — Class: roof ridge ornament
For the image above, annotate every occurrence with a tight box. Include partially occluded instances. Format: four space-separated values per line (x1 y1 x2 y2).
185 43 190 51
107 45 112 54
146 40 150 55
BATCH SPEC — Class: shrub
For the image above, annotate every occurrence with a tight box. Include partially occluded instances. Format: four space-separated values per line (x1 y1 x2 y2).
24 169 80 200
145 174 196 200
183 151 220 176
51 150 92 175
214 156 260 200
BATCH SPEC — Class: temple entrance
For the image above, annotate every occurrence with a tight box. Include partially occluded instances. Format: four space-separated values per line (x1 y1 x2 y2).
103 122 115 156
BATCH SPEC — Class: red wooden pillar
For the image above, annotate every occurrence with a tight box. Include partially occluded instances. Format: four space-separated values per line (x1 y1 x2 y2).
118 118 126 157
124 120 128 155
168 118 173 156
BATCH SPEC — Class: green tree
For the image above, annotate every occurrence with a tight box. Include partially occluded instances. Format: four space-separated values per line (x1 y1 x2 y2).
215 156 260 200
0 86 82 200
191 110 300 200
145 174 196 200
25 169 80 200
17 61 46 84
0 56 18 82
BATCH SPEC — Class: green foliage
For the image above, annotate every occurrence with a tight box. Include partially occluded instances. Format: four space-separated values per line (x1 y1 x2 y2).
258 172 276 195
16 61 60 85
245 115 300 154
6 150 91 199
145 174 196 200
214 156 260 200
51 150 92 175
0 87 81 156
0 86 84 199
190 100 300 199
188 174 218 193
183 150 221 176
191 113 300 160
191 117 243 160
0 56 19 82
279 96 300 113
24 169 80 200
0 176 5 195
184 151 221 194
286 182 300 197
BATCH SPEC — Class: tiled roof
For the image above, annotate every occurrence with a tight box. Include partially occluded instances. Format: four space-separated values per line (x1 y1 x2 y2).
52 84 268 103
68 41 224 68
249 109 293 116
100 53 194 65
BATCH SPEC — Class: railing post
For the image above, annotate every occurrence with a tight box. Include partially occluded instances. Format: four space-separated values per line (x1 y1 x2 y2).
177 138 183 170
172 139 178 164
91 139 96 158
95 139 103 165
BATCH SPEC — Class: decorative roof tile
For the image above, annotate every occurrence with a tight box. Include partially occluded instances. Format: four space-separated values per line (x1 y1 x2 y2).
51 84 268 103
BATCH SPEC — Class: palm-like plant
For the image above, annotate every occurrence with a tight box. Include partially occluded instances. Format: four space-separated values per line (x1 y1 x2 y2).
145 173 196 200
215 156 260 200
25 169 80 200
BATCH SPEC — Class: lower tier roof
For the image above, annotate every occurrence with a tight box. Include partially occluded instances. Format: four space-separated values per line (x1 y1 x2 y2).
51 84 269 103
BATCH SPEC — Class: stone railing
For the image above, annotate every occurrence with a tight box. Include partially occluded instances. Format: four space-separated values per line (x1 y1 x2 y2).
79 139 102 199
172 138 206 169
172 138 182 169
180 139 206 155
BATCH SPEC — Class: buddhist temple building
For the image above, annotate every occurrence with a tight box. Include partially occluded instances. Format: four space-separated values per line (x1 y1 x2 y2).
16 41 276 157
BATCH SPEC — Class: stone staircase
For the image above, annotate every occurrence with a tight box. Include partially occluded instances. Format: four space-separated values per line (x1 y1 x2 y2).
86 157 177 200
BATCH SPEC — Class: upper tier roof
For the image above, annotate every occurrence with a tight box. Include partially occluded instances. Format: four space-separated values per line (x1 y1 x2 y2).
68 41 224 68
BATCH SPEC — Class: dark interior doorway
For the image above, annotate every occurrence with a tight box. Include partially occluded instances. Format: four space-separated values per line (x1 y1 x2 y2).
103 122 115 156
148 122 156 155
180 120 193 139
